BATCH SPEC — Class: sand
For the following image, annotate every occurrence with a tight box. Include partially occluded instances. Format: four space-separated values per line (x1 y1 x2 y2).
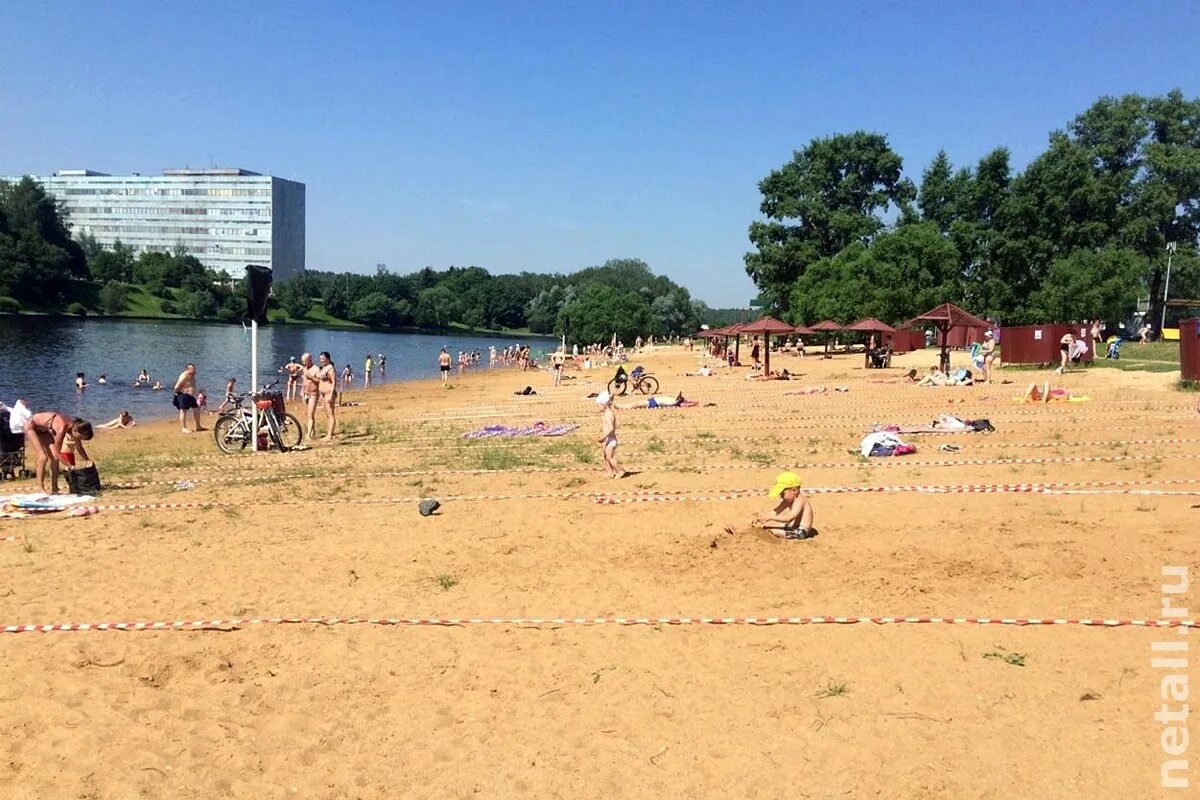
2 345 1198 798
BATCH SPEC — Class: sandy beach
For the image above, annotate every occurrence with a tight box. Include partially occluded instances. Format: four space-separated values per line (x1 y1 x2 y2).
2 345 1197 798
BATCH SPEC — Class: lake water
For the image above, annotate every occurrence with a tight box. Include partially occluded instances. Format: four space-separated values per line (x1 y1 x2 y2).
0 316 553 424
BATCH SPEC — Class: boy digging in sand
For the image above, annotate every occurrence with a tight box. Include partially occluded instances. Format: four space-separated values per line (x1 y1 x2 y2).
724 471 815 540
595 391 626 478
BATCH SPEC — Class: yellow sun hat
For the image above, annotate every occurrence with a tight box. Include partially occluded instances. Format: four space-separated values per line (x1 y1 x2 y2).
768 471 803 497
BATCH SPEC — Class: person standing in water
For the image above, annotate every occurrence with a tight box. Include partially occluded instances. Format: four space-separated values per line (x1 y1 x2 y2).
364 353 374 388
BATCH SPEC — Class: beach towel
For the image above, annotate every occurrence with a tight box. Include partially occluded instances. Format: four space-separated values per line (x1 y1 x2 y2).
462 422 579 439
0 493 95 519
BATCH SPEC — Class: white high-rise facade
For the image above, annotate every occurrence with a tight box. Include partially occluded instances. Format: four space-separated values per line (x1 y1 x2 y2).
5 168 305 281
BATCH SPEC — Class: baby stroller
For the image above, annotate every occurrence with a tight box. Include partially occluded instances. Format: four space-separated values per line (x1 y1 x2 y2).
1106 340 1121 360
0 410 27 480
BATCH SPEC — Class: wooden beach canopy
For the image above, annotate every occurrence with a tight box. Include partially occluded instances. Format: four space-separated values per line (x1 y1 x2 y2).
807 319 844 354
736 315 795 374
847 318 896 367
845 318 896 334
901 302 990 374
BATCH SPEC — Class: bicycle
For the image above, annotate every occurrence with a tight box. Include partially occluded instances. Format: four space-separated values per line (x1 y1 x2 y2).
608 366 659 397
212 382 303 454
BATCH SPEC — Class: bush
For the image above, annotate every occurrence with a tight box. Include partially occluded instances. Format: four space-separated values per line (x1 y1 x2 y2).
349 291 399 327
66 302 88 316
178 289 218 318
99 281 128 315
160 300 177 314
0 297 19 314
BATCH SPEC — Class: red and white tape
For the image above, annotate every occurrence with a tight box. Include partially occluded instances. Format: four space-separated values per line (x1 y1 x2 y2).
593 478 1200 503
98 452 1200 489
3 614 1195 635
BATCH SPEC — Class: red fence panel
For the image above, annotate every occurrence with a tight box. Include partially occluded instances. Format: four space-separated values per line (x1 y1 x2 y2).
889 329 926 354
999 324 1095 365
1182 318 1200 381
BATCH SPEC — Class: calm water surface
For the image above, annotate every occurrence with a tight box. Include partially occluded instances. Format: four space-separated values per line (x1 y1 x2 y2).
0 317 552 423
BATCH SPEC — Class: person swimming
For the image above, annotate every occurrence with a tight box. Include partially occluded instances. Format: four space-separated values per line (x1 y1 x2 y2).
75 373 87 390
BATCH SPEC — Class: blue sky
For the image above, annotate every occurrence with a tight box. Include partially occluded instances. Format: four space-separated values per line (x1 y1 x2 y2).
2 1 1197 306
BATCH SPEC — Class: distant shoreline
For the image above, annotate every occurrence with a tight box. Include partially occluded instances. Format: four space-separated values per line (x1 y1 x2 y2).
0 309 555 340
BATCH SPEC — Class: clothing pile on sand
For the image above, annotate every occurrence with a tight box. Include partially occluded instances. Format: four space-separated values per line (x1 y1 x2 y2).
858 432 916 457
462 422 579 439
870 415 995 434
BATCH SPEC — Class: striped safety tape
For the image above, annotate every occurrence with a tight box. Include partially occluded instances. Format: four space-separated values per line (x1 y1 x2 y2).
98 452 1200 488
3 614 1196 635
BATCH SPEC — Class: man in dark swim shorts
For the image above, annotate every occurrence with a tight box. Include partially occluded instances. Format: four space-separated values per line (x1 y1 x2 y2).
172 362 205 434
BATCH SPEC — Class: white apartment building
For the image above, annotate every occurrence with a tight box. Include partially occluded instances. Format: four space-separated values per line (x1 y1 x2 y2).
5 168 304 281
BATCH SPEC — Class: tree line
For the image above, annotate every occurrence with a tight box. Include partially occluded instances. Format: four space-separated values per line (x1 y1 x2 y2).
0 176 721 341
744 90 1200 329
276 258 710 343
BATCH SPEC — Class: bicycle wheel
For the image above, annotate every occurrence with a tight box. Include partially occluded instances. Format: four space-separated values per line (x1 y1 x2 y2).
607 378 627 397
263 411 290 452
213 414 248 454
275 412 304 450
638 376 659 395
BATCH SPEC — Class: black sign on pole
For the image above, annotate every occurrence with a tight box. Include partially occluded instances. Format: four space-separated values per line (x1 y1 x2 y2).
246 265 273 325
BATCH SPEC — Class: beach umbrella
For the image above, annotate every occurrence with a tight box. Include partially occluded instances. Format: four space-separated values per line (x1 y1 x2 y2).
846 318 896 367
900 302 990 374
845 318 896 334
736 316 795 375
807 320 844 355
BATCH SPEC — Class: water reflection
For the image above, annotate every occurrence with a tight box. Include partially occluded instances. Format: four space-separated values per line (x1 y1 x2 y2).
0 316 550 423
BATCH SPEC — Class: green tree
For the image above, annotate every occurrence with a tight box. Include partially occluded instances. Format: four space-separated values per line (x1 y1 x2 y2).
789 222 960 326
0 177 86 279
88 240 135 283
276 278 312 319
321 284 351 319
349 291 399 327
178 289 218 318
557 283 652 346
527 285 571 334
1027 248 1148 323
744 132 916 311
414 285 459 328
99 281 128 314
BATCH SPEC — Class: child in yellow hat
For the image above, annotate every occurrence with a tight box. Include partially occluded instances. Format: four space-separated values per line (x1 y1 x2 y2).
724 471 815 540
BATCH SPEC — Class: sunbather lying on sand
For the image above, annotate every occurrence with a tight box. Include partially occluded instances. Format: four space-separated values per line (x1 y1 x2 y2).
784 386 827 395
724 471 815 540
1021 383 1089 403
869 369 919 385
745 369 793 381
916 367 949 386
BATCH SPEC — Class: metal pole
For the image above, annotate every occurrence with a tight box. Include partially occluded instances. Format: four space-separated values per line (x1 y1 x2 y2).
1160 242 1177 334
251 320 259 451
